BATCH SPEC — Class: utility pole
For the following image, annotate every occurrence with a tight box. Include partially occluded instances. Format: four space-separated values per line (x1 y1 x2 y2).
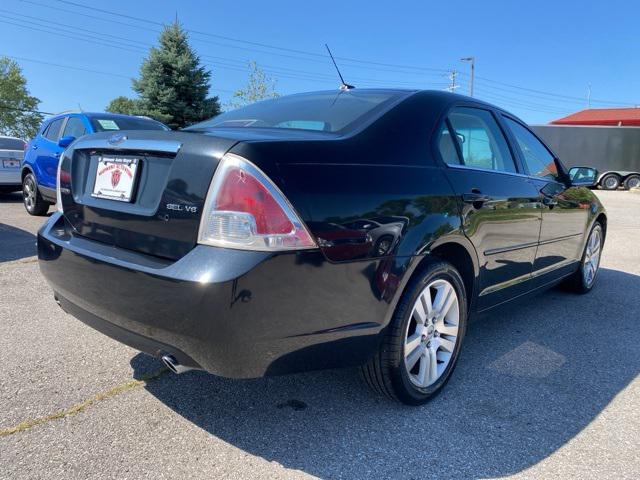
446 69 459 93
461 57 475 97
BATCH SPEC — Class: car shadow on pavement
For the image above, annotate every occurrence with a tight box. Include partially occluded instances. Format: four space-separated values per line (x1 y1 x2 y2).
0 222 37 262
132 267 639 479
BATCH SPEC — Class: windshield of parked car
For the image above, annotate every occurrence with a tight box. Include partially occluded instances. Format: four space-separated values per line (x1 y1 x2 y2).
89 116 168 132
0 137 25 150
185 90 410 133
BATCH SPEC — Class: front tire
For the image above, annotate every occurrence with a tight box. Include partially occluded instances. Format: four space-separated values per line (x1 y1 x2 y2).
22 173 50 216
361 259 467 405
562 222 603 294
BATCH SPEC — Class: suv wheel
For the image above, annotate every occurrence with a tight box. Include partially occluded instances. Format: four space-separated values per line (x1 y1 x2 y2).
361 259 467 405
600 173 621 190
22 173 50 216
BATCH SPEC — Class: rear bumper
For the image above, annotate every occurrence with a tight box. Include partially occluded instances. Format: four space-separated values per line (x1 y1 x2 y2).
38 213 389 378
0 168 20 185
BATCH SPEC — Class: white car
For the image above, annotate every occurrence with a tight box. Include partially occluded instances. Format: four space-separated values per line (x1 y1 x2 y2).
0 136 25 194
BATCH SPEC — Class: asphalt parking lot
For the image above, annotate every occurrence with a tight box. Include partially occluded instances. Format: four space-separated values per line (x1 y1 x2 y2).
0 190 638 479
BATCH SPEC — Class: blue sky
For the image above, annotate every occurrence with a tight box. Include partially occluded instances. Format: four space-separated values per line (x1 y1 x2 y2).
1 0 638 124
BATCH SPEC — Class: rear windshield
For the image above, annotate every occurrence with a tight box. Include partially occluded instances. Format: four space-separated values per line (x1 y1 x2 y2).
0 137 25 150
186 90 409 133
90 116 168 132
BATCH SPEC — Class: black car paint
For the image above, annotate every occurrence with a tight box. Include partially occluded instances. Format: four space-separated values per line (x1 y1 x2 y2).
38 90 605 378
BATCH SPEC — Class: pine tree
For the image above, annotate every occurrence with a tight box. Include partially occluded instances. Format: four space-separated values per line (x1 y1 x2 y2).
132 22 220 129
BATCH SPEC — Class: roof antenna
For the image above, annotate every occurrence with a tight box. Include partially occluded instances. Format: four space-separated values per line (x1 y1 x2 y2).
77 103 84 112
325 44 354 91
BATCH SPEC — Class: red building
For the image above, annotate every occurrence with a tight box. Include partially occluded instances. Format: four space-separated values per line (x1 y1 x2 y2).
551 108 640 126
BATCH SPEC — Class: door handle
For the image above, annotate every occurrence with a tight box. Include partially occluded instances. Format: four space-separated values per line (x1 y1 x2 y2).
462 192 491 204
32 145 38 150
542 196 558 207
54 153 61 158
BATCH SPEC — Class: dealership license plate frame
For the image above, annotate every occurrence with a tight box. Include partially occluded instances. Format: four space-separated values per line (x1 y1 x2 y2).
91 156 141 202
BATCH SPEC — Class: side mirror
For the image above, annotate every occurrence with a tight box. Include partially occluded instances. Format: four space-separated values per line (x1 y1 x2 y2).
568 166 598 187
58 136 76 149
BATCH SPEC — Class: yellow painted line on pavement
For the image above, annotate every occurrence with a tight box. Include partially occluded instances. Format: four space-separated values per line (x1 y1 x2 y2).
0 368 168 438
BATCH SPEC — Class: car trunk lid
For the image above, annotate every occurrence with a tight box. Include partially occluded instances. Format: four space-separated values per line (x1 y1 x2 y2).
59 131 238 260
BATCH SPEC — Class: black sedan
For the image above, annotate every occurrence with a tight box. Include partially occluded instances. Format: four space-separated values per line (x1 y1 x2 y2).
38 89 605 405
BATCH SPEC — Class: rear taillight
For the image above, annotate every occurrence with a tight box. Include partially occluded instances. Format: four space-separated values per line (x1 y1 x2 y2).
56 155 63 213
198 154 316 251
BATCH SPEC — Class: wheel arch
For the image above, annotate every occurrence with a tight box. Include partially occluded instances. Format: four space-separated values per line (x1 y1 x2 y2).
389 235 479 322
21 164 34 182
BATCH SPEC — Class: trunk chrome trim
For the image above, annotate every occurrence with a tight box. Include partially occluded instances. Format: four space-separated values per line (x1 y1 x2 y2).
72 138 182 154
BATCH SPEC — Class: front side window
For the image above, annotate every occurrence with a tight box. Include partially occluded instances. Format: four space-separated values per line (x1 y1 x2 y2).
447 107 516 173
62 117 87 138
503 116 558 180
44 118 64 141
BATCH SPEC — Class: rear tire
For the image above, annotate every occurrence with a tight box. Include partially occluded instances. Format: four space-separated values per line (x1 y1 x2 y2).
361 259 467 405
623 174 640 190
22 173 50 216
562 222 603 294
600 173 621 190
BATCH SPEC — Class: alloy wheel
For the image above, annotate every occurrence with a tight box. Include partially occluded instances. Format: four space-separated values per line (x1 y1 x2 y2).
404 279 460 388
583 226 602 287
23 177 35 211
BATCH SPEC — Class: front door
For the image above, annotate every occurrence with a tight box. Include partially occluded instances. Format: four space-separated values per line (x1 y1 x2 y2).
438 106 542 310
500 116 588 282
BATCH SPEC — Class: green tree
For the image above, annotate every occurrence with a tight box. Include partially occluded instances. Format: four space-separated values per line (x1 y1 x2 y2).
131 22 220 129
0 57 43 139
105 96 139 115
229 61 279 109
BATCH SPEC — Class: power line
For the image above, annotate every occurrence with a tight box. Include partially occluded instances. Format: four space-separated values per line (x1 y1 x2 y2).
51 0 450 73
0 103 54 115
0 17 444 89
11 0 638 110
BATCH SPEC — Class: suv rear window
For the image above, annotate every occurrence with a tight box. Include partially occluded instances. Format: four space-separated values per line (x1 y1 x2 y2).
186 90 409 133
89 116 168 132
0 137 25 150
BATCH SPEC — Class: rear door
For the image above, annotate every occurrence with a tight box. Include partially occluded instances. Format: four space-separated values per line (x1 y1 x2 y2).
438 106 542 310
37 117 67 189
500 115 588 282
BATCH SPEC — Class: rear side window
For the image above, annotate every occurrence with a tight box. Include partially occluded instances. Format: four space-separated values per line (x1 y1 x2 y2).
62 117 87 138
448 107 516 173
0 138 25 150
436 123 461 165
44 118 64 141
503 116 558 180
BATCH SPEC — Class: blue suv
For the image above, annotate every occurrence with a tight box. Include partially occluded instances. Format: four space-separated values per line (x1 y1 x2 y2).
22 112 168 215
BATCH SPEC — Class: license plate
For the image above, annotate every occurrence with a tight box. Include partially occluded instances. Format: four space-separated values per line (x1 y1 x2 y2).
92 157 140 202
2 159 19 168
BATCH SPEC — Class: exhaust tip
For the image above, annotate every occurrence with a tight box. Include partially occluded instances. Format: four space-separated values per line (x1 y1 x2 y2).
161 354 194 374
